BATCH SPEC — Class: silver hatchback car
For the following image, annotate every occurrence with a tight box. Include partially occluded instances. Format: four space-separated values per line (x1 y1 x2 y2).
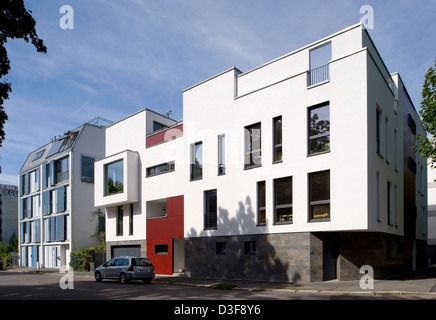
94 256 155 284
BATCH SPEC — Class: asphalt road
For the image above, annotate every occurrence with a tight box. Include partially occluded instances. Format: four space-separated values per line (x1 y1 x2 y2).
1 270 434 318
1 270 436 300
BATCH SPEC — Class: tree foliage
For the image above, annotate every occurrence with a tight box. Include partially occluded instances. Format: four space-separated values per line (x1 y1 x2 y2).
416 58 436 167
0 0 47 147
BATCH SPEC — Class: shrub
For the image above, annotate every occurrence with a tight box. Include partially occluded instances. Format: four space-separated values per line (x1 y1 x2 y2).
0 238 18 267
70 244 105 272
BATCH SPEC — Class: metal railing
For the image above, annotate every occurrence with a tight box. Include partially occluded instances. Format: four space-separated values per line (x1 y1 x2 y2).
309 64 330 86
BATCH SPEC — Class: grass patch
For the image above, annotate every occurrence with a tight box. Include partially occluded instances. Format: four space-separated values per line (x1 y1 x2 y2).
212 283 237 290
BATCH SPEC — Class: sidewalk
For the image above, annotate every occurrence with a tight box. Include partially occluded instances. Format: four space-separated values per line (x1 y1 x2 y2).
152 267 436 298
5 266 436 298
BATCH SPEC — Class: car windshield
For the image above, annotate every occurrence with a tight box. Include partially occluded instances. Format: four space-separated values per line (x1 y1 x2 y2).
132 258 152 266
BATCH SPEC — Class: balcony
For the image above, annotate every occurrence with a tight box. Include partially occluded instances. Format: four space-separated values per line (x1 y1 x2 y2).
308 64 330 86
94 150 139 208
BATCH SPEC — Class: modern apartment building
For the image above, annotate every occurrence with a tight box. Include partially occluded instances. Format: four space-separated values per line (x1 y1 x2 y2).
427 165 436 265
0 184 18 243
95 23 427 281
18 119 107 269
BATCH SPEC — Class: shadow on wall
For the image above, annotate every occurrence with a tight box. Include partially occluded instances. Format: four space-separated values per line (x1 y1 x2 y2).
186 196 297 282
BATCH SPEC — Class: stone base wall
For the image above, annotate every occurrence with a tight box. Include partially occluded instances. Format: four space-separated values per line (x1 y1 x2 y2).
185 231 417 282
185 233 314 282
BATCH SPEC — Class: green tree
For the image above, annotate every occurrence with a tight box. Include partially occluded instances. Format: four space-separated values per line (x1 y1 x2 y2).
0 0 47 147
416 58 436 167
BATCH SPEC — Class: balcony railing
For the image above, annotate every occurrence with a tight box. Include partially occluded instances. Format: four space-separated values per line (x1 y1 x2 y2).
309 64 330 86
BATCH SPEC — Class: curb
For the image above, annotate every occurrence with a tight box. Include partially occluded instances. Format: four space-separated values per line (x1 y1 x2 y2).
154 279 436 297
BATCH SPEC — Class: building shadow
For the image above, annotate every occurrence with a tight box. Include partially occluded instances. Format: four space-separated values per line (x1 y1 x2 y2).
186 196 295 282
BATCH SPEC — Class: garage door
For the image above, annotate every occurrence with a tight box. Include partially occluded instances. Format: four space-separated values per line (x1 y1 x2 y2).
111 245 141 258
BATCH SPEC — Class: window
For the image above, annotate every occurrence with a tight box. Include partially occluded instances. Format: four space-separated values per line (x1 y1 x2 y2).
204 189 217 230
309 170 330 221
153 121 167 132
105 160 124 195
387 181 393 225
42 190 52 216
129 204 134 236
218 134 226 175
55 186 67 213
394 129 398 170
385 117 389 162
216 242 226 255
81 156 95 183
257 181 266 225
273 116 283 162
244 122 261 169
33 149 45 161
147 162 175 177
408 114 416 134
46 131 79 158
376 108 382 155
309 43 331 86
190 142 203 181
274 177 293 224
116 206 123 236
155 244 169 255
244 241 256 255
56 157 69 184
308 103 330 155
376 172 381 221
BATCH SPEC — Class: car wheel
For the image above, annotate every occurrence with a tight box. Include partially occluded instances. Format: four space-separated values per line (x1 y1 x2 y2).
119 273 128 284
95 271 102 282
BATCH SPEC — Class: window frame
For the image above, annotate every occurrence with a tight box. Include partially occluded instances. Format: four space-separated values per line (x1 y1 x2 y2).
218 134 226 175
104 159 124 196
146 161 175 177
190 142 203 181
308 170 331 221
308 103 330 156
154 244 169 255
273 176 293 224
273 116 283 163
81 156 95 183
116 205 123 236
244 122 262 169
257 181 266 226
204 189 217 230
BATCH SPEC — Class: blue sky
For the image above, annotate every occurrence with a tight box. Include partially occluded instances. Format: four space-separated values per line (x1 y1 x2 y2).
1 0 435 185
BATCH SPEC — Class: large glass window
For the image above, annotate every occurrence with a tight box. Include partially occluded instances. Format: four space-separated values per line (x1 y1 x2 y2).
204 189 217 230
309 170 330 221
105 160 124 195
190 142 203 181
245 122 261 169
308 103 330 155
274 176 293 224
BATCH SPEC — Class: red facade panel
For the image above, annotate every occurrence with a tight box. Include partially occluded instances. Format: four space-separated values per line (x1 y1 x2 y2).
146 124 183 148
146 195 184 275
147 239 173 275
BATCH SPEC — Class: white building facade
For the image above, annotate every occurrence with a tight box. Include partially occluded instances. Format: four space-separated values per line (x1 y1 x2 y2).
95 23 427 281
427 165 436 265
18 120 106 269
